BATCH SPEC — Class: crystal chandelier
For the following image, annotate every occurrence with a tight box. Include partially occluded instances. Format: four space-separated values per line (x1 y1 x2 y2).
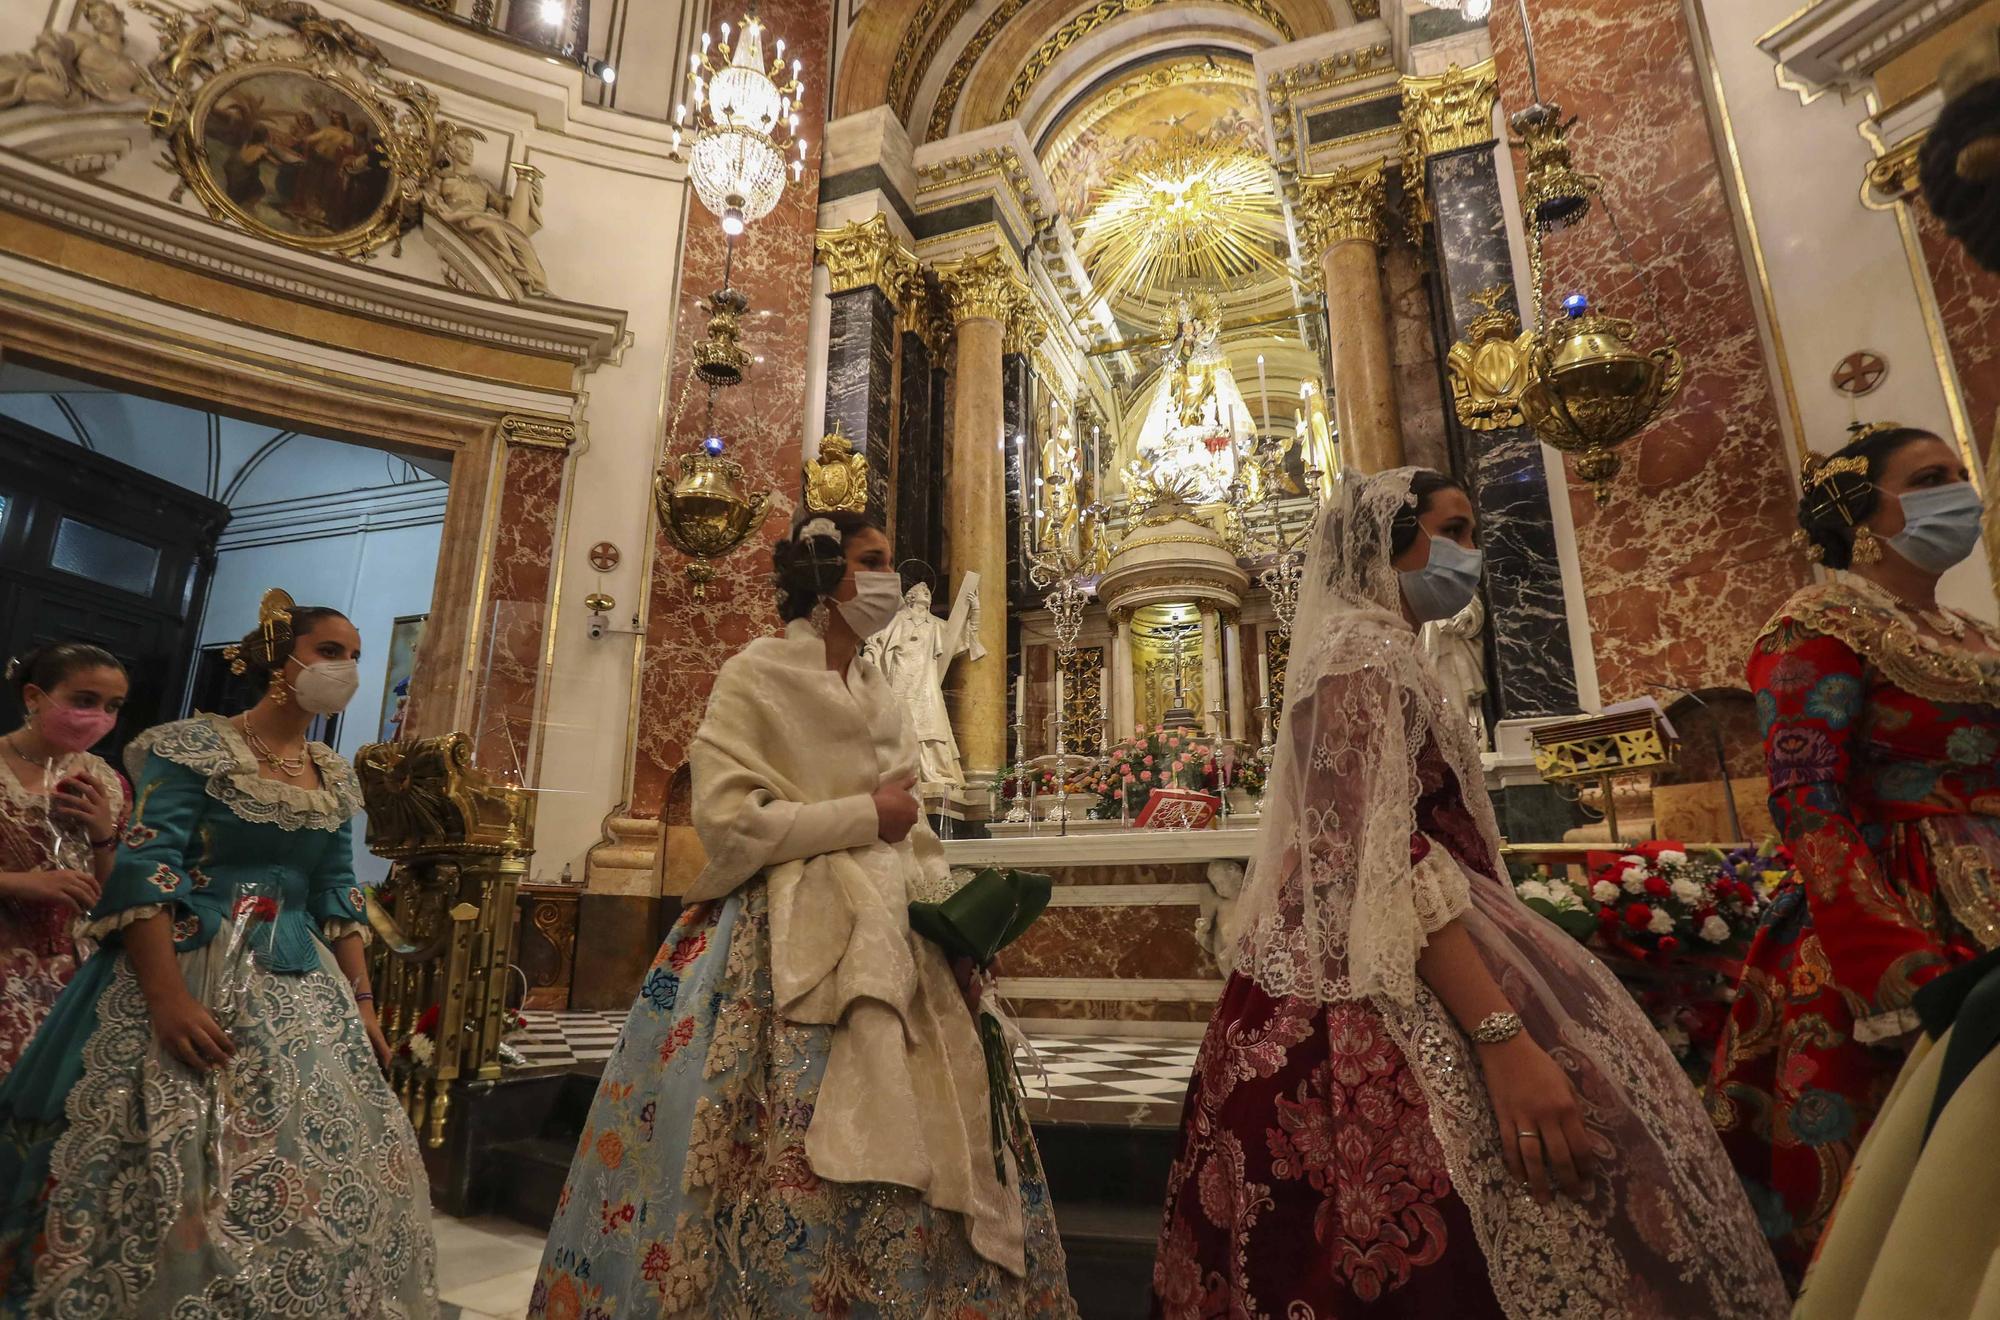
673 14 807 236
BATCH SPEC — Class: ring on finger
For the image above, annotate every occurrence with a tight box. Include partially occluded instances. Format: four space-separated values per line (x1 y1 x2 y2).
1517 1131 1540 1139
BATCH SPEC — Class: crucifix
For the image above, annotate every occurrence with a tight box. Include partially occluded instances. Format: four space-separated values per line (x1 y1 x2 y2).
1141 614 1202 720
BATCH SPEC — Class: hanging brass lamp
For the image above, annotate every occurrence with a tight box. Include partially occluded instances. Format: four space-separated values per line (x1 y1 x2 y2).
1437 0 1683 505
654 433 772 599
1519 294 1683 501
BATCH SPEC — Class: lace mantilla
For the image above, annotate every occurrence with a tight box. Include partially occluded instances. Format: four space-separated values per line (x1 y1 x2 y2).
1759 576 2000 706
124 715 360 833
1232 469 1502 1007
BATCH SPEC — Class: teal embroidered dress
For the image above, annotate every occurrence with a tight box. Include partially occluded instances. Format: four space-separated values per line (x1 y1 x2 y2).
0 714 438 1318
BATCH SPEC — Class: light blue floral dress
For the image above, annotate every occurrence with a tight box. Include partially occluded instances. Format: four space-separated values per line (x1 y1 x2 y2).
0 714 438 1318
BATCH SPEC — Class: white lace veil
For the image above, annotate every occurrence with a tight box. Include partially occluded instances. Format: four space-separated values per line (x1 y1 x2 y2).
1233 466 1505 1005
1228 469 1790 1316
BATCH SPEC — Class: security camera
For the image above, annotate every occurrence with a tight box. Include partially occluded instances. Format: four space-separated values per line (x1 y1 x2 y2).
587 614 607 641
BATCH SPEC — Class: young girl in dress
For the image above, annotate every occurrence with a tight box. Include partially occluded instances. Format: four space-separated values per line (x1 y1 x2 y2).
1154 468 1788 1319
0 591 436 1318
0 644 126 1080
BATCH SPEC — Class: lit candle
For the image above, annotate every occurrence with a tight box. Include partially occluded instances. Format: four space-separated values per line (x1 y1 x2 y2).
1016 673 1026 727
1258 647 1271 706
1256 354 1269 434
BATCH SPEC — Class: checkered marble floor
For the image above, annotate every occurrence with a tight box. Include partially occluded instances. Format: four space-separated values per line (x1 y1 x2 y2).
514 1012 1200 1111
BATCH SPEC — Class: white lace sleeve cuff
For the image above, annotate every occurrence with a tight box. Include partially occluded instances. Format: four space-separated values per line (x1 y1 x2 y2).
1411 841 1472 937
1854 1005 1922 1045
78 903 169 940
323 919 372 947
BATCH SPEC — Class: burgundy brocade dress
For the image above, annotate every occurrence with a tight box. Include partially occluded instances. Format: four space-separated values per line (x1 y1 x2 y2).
1152 742 1508 1319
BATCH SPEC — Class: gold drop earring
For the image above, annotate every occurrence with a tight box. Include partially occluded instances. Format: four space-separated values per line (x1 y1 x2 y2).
1850 525 1885 566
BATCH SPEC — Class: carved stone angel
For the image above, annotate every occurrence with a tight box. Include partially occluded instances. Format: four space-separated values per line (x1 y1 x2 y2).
423 127 551 297
0 0 149 110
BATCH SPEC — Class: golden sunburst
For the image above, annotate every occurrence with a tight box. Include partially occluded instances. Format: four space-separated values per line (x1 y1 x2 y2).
1079 135 1287 295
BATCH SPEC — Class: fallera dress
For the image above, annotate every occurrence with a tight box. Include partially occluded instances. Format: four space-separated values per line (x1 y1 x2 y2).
0 752 122 1082
0 713 438 1318
1710 576 2000 1284
530 619 1075 1319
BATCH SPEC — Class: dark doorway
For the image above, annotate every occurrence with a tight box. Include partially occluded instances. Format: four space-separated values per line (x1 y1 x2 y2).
0 415 229 763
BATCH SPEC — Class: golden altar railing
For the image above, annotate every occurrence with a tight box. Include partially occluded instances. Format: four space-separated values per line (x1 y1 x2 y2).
355 734 535 1148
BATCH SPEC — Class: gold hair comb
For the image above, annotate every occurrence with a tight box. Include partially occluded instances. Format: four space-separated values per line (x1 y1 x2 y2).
223 588 297 675
1802 452 1869 490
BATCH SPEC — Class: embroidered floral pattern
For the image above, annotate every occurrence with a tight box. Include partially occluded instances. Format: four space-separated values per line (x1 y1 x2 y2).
529 889 1075 1319
23 952 436 1315
1714 595 2000 1284
122 824 158 849
145 864 181 896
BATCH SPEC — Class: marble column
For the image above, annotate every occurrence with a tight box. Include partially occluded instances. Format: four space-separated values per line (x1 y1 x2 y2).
894 295 946 575
817 214 915 522
1299 161 1400 474
1406 62 1580 720
1199 606 1222 735
1113 609 1137 740
1222 614 1246 742
1099 643 1116 750
1002 351 1033 605
940 249 1025 778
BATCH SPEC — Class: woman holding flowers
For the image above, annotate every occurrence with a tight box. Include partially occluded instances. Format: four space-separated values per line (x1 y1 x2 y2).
0 590 437 1317
1710 423 2000 1287
1153 469 1785 1319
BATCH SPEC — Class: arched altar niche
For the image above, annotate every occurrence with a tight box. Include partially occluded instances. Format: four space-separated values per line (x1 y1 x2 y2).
1097 514 1250 743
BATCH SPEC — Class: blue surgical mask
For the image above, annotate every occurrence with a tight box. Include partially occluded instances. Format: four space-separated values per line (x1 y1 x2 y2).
1399 533 1484 624
1889 483 1984 574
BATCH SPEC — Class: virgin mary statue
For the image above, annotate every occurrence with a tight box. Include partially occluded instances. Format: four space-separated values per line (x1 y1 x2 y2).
1132 293 1252 504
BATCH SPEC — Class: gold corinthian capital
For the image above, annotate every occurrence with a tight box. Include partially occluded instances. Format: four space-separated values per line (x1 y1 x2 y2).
816 213 920 297
1401 60 1500 160
939 248 1049 353
1294 159 1388 260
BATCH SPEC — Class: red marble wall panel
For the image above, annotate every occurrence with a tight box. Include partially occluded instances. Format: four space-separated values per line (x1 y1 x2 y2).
1914 204 2000 465
1004 904 1218 981
628 0 834 821
1490 0 1810 700
475 443 564 780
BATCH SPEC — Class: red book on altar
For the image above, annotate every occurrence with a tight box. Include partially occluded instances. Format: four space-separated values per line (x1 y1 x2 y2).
1134 788 1221 830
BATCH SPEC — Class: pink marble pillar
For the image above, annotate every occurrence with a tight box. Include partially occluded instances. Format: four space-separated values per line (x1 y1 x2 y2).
473 443 566 779
627 0 832 825
1913 205 2000 467
1490 0 1810 699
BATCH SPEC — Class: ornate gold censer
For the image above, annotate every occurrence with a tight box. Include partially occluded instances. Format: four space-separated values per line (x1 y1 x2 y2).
654 280 775 599
1443 4 1683 505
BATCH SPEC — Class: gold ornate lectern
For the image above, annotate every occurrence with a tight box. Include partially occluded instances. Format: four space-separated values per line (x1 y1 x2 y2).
354 734 535 1148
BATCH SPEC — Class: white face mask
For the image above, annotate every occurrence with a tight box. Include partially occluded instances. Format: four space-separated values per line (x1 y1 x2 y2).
834 571 903 640
289 657 360 716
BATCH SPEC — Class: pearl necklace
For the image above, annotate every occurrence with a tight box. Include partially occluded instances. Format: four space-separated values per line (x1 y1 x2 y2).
239 715 308 779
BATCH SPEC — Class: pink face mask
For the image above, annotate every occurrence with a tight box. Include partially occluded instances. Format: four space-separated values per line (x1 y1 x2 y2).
35 704 116 753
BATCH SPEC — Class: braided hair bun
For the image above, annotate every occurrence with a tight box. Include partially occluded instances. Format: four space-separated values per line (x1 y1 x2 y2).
5 642 124 709
1795 424 1938 569
773 509 879 622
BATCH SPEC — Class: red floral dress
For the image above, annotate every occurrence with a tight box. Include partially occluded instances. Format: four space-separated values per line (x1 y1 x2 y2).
1710 578 2000 1286
1152 748 1508 1319
0 753 122 1081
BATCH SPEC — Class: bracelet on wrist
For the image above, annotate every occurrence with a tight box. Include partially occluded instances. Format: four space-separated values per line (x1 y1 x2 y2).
1471 1010 1524 1046
353 991 374 1003
89 835 115 851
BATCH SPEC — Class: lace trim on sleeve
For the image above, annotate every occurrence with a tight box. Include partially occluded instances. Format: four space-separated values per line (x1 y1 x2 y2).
78 902 169 940
322 919 372 946
1411 839 1472 937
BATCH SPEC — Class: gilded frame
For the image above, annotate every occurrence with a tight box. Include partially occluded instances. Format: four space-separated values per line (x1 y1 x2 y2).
142 0 446 258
